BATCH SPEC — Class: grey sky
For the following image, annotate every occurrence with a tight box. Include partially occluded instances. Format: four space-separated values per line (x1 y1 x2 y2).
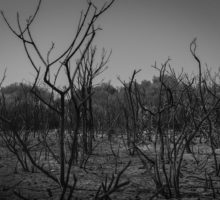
1 0 220 86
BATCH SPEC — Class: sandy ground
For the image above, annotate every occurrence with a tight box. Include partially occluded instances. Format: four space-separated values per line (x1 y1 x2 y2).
1 137 220 199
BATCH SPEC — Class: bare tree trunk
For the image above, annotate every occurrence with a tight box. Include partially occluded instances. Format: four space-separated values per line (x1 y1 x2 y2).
60 94 65 186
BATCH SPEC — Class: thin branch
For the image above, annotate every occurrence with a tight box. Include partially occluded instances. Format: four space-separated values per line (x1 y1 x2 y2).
0 68 6 87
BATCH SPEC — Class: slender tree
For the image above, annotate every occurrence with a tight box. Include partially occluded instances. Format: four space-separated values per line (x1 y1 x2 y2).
1 0 115 189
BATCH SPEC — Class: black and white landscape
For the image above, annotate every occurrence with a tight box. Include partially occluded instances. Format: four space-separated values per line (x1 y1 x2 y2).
1 0 220 199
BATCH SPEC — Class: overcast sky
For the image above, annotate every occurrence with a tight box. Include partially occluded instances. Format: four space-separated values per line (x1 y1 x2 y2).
1 0 220 87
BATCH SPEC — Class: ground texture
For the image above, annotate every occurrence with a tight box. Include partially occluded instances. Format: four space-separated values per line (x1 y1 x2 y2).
1 137 220 199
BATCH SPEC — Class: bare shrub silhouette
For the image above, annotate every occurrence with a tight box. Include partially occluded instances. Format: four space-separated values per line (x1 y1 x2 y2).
0 1 132 199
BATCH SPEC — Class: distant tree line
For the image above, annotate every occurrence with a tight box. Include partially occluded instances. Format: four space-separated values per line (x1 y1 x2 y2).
0 83 59 130
2 72 220 138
